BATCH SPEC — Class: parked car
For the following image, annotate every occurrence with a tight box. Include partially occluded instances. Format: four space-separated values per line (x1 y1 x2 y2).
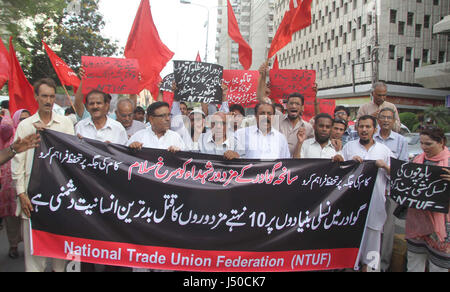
405 133 450 161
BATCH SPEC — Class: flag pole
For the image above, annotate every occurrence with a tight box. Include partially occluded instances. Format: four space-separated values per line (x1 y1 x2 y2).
62 84 77 114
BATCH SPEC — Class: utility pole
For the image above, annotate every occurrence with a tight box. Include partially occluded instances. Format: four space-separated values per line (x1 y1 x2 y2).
371 0 380 87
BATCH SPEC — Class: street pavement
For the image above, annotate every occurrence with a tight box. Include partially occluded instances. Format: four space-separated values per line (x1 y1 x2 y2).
0 222 24 272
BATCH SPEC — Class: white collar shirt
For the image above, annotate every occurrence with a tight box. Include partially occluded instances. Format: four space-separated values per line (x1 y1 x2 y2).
75 116 128 145
342 139 394 231
128 128 186 151
300 138 341 159
235 125 291 160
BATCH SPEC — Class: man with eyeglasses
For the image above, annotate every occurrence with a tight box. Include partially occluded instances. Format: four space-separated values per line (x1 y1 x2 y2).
194 112 243 160
275 93 314 157
115 98 146 139
374 107 408 272
357 82 401 132
128 101 185 152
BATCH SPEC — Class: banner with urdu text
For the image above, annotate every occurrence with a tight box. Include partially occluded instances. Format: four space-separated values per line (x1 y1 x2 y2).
29 130 378 272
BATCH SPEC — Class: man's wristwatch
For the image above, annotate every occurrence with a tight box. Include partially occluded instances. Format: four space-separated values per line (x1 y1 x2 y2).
9 144 17 156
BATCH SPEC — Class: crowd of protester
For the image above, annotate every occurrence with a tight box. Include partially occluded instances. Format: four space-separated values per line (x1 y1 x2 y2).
0 66 448 272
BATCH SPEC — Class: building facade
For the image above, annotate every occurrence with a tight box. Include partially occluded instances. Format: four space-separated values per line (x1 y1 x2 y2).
215 0 275 70
273 0 450 114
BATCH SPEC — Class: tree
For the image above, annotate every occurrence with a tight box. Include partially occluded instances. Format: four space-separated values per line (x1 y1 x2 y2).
1 0 121 91
423 106 450 133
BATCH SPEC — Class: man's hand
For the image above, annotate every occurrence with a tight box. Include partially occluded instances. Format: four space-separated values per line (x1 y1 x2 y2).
129 142 143 150
332 154 344 163
296 127 307 145
222 82 229 102
224 150 240 160
168 146 181 153
12 134 40 154
331 138 343 151
441 168 450 182
352 156 363 163
33 121 47 131
18 193 33 218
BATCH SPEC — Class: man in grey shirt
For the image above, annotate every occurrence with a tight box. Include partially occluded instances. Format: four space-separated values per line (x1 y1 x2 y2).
194 112 243 160
374 107 408 272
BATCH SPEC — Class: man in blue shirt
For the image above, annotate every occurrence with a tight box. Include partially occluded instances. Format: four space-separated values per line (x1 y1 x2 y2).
374 107 408 272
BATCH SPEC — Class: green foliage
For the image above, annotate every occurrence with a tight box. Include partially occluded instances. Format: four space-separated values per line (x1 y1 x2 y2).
1 0 121 91
399 112 419 132
424 106 450 133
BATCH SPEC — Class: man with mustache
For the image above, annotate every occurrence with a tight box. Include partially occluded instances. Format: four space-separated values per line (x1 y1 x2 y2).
342 115 394 272
11 78 75 272
276 93 314 157
293 113 342 160
235 102 290 159
75 90 128 145
357 82 401 132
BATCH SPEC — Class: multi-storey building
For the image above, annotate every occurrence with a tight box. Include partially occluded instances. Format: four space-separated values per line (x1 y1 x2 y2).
215 0 275 70
273 0 450 115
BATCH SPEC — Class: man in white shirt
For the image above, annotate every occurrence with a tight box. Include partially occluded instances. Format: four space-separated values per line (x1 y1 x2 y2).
115 98 146 139
75 90 128 145
12 78 75 272
235 102 290 160
294 113 342 160
194 112 243 159
128 101 185 152
341 115 393 272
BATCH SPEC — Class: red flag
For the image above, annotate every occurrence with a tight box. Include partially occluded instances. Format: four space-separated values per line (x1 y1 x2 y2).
8 37 38 115
268 0 312 59
195 51 202 62
125 0 174 93
291 0 312 33
267 10 294 59
0 39 9 90
227 0 252 70
42 41 80 92
273 55 279 70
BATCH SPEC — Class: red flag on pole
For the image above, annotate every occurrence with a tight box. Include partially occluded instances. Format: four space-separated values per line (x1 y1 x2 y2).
125 0 174 97
291 0 312 33
42 41 80 92
268 0 312 59
8 37 38 115
0 39 9 90
195 51 202 62
227 0 252 70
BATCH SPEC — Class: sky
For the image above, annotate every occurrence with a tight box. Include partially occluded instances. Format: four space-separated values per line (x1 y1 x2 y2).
98 0 218 78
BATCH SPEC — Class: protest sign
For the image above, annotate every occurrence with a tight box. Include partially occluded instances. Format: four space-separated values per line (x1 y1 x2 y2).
81 56 140 95
29 130 378 272
269 70 333 121
173 61 223 104
223 70 259 108
160 73 175 92
390 158 449 213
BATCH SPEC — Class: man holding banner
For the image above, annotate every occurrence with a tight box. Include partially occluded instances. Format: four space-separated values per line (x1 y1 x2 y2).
342 115 393 272
128 101 185 152
235 102 290 160
11 78 74 272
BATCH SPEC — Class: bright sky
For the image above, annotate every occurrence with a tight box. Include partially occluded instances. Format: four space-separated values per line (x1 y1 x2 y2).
98 0 218 78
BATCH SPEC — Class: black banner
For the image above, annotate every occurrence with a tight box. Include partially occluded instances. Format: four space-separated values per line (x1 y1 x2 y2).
390 158 449 213
29 130 378 271
160 73 174 92
173 60 223 104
